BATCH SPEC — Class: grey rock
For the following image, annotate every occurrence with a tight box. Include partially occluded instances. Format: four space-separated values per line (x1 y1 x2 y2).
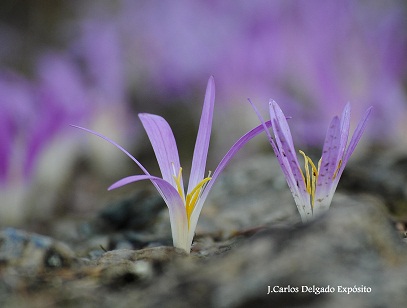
93 190 166 232
96 247 188 287
341 152 407 219
0 227 76 303
132 195 407 308
2 154 407 308
198 155 300 236
0 228 75 272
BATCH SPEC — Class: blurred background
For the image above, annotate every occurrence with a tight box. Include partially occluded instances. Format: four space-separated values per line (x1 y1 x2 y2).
1 0 406 229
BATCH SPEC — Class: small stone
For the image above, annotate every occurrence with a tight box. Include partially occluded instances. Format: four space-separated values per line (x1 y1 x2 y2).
0 228 75 272
93 190 166 232
96 247 187 286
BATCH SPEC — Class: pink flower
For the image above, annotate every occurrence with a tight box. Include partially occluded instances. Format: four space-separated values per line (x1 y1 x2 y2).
73 77 270 252
252 100 372 222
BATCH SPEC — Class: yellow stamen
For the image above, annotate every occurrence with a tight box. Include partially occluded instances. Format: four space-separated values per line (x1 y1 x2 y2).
172 167 211 230
173 166 184 199
299 150 311 194
185 177 212 227
299 150 319 207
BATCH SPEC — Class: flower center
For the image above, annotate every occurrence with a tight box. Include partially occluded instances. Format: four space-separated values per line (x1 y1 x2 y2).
173 167 211 229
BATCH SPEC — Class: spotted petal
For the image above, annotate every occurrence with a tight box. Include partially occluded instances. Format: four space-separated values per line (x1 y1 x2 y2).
269 101 310 211
269 101 305 193
314 116 341 213
338 103 351 163
316 116 341 187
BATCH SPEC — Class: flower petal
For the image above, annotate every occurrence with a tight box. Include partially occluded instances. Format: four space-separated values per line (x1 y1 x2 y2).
138 113 181 188
251 100 311 221
317 116 341 183
188 76 215 194
341 106 373 170
269 101 308 197
270 100 296 150
250 100 302 196
314 116 341 211
271 116 312 221
248 99 276 148
338 103 351 161
70 125 150 175
109 174 188 251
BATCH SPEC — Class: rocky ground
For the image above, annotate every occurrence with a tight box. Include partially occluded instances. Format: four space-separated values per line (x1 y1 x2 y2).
1 152 407 307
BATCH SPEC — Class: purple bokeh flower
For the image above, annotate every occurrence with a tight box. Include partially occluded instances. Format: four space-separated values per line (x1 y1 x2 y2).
112 0 405 145
0 72 36 183
72 18 125 106
24 53 91 177
252 100 372 222
73 77 271 252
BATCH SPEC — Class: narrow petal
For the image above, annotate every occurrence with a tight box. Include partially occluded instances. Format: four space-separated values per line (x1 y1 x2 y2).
269 102 308 198
138 113 181 187
109 174 189 251
338 103 351 161
108 175 185 215
250 100 304 198
341 106 373 170
71 125 150 175
248 99 276 147
314 105 372 215
250 100 311 221
188 76 215 194
314 116 341 210
317 116 341 183
272 117 312 221
270 100 296 150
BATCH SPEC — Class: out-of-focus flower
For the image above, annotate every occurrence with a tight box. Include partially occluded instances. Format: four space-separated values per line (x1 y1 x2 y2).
24 53 91 178
72 18 125 106
113 0 405 145
0 72 33 184
0 59 88 224
252 100 372 222
73 77 271 252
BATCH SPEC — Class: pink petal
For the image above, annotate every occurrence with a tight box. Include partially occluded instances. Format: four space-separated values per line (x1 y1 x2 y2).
315 116 341 201
269 101 307 195
338 103 351 160
270 100 296 150
250 99 310 219
319 116 341 180
138 113 181 187
188 76 215 193
340 106 373 173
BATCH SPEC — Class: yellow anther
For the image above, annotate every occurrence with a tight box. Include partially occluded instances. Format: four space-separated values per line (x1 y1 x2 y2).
173 166 211 230
299 150 319 207
186 177 212 228
299 150 311 194
173 167 184 200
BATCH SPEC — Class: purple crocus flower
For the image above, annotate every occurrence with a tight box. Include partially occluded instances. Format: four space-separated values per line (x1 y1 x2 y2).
252 100 372 222
73 77 270 253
